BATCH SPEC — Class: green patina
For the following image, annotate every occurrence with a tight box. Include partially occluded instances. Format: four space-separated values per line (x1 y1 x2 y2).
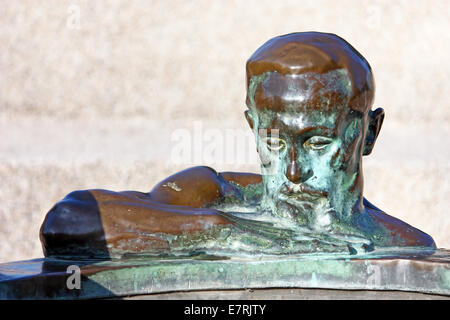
441 269 450 289
88 256 354 296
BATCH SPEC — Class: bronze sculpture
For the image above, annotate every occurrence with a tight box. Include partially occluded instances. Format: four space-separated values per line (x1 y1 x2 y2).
40 32 435 259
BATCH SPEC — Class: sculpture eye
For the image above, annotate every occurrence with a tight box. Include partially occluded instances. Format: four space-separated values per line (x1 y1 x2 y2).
265 137 286 151
304 136 333 150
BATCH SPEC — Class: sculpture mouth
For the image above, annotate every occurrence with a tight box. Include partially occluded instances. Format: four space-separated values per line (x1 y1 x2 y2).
279 184 328 202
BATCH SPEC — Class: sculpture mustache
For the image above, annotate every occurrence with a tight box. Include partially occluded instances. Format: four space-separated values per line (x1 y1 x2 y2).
278 182 328 201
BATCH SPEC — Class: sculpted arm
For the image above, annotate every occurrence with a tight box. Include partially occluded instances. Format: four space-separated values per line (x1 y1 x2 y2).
40 166 236 257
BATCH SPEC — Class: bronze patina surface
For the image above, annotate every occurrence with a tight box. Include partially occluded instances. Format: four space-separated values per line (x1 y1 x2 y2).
39 32 435 259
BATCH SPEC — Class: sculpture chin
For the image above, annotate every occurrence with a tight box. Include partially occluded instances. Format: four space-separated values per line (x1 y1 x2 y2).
274 195 333 230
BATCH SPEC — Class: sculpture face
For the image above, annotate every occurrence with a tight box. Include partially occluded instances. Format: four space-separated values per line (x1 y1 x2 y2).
246 70 371 230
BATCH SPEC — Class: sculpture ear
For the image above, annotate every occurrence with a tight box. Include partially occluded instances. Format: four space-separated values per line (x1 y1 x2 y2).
245 110 254 129
363 107 385 155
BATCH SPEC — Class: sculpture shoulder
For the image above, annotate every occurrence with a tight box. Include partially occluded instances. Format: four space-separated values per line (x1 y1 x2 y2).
219 171 263 187
149 166 262 207
362 198 436 248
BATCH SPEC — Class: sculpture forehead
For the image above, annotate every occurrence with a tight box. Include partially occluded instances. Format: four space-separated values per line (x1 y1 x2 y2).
254 107 346 134
253 69 352 113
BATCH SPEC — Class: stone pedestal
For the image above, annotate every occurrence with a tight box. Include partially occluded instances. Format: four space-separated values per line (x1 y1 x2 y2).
0 249 449 299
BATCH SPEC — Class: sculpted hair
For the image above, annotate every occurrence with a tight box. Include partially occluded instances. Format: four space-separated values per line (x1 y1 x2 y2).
245 32 375 114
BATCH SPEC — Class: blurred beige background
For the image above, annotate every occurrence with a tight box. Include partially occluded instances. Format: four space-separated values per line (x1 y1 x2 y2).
0 0 449 262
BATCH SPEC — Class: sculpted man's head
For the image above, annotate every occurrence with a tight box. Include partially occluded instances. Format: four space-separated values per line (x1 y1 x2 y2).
245 32 385 230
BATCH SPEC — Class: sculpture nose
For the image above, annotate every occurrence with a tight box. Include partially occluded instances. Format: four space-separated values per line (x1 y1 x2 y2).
286 147 302 183
286 161 302 183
